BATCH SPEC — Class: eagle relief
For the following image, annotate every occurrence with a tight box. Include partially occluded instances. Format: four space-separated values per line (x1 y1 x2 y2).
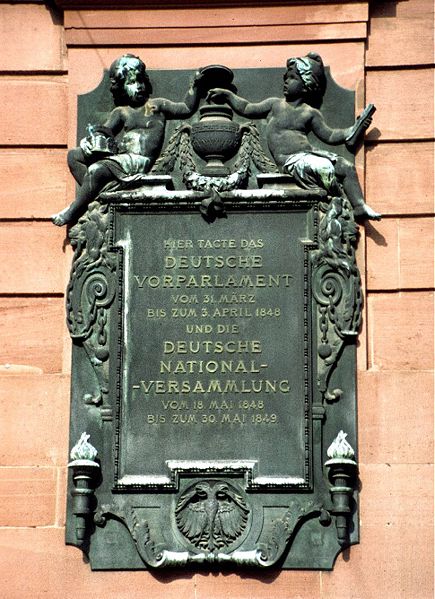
175 481 250 551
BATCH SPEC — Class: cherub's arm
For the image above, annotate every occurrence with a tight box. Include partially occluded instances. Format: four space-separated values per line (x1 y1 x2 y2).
310 109 351 145
79 107 124 157
207 88 276 118
311 108 373 147
97 107 125 136
152 71 203 118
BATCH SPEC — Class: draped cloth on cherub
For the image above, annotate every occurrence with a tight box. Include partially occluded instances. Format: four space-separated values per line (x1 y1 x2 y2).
284 149 337 192
98 153 152 191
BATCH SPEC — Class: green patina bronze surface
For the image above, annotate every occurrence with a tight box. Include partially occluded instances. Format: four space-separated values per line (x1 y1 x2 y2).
63 57 372 570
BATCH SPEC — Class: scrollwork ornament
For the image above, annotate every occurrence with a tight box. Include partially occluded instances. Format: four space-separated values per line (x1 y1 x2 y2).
94 505 210 567
66 201 116 407
312 196 362 401
255 500 319 567
313 267 344 308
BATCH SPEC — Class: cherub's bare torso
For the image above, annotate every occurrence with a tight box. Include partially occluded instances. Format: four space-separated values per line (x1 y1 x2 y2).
265 99 318 168
111 102 167 160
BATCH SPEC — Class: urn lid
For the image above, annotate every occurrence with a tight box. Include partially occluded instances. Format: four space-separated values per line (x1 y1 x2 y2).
198 64 235 91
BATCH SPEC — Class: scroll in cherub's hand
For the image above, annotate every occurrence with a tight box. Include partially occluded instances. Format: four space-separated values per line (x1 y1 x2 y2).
345 103 376 150
360 115 373 130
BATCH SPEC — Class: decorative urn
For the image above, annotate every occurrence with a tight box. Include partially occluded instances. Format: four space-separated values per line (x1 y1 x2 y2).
190 65 241 175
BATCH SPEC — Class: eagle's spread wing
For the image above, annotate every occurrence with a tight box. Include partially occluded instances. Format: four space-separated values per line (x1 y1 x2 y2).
176 500 209 543
175 483 211 545
213 484 249 548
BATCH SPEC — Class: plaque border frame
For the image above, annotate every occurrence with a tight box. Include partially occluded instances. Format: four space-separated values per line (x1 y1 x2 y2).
109 197 319 492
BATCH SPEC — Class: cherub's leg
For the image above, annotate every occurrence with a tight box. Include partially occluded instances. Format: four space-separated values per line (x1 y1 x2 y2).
334 157 381 220
52 162 113 226
67 147 90 185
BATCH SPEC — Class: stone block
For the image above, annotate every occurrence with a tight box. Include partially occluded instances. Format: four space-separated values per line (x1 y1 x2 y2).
0 150 67 218
367 0 434 67
0 374 69 466
65 22 367 46
366 69 434 141
195 571 321 599
0 78 67 146
55 467 68 527
366 217 434 290
0 4 65 72
65 4 369 29
0 222 67 294
0 298 65 374
368 291 434 370
0 467 56 526
366 142 434 216
399 217 435 289
358 370 433 464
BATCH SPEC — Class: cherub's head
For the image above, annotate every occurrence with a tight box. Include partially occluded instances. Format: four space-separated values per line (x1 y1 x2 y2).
284 52 326 104
109 54 153 107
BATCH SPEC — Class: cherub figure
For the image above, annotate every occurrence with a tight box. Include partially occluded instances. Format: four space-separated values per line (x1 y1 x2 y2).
208 52 380 220
52 54 203 226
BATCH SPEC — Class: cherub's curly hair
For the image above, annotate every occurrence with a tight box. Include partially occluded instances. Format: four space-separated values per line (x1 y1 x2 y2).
109 54 153 105
285 52 326 107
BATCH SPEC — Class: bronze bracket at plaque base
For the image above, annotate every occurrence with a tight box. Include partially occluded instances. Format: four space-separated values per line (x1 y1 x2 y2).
61 60 373 571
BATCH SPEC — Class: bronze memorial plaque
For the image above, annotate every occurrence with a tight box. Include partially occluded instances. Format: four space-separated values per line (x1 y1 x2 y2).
58 55 380 570
113 208 312 488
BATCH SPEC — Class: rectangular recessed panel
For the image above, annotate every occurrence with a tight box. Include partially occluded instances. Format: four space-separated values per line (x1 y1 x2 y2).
114 208 312 486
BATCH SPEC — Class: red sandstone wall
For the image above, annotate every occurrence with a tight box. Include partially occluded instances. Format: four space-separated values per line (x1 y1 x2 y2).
0 1 433 597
